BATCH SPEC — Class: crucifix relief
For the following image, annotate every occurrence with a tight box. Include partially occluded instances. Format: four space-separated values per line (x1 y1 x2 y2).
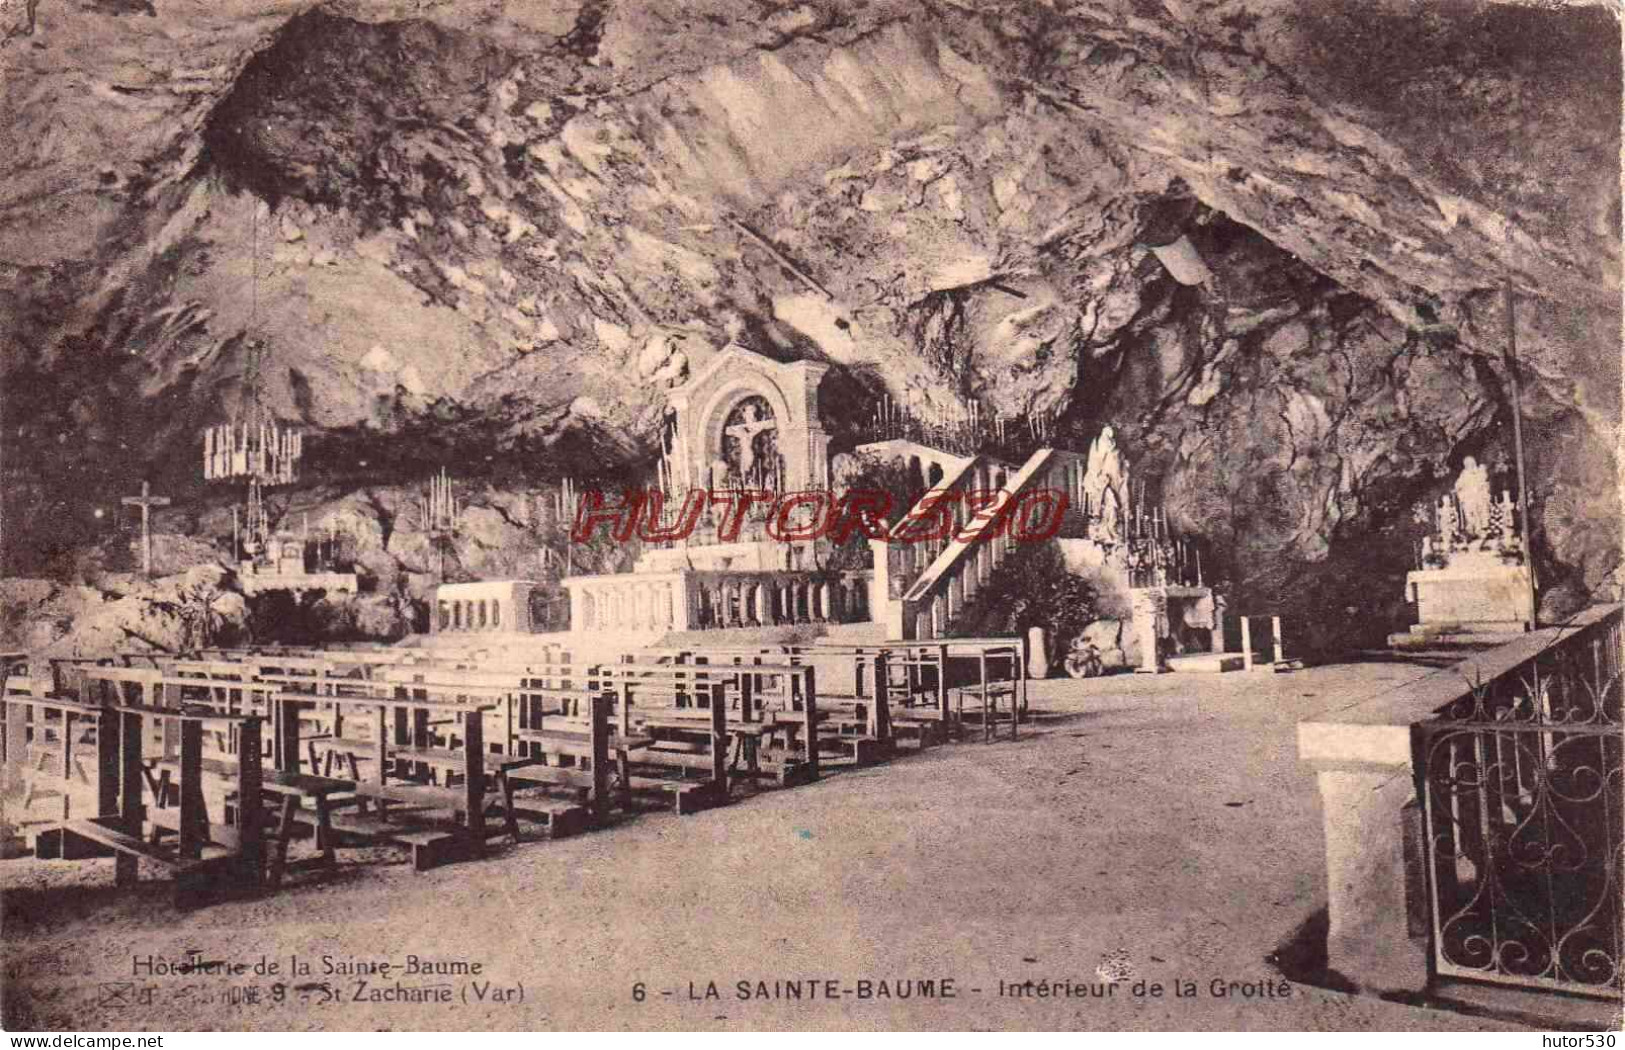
722 395 780 487
122 479 171 577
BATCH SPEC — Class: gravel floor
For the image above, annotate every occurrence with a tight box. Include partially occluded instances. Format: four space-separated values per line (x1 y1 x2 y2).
1 660 1534 1031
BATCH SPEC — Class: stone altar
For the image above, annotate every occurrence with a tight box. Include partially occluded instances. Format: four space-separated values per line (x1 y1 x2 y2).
237 523 358 597
1393 456 1533 641
433 580 545 635
1060 427 1219 672
564 340 869 640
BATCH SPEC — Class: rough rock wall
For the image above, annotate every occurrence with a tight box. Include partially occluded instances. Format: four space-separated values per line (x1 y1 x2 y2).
1 0 1618 647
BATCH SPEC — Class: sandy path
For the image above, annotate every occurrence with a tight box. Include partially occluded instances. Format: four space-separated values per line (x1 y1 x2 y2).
2 660 1526 1031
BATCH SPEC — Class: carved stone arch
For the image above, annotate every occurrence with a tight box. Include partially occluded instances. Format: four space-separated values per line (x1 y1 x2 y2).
698 377 795 467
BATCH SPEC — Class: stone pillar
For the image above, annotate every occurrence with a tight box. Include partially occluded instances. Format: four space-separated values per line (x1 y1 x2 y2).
1211 595 1227 654
672 579 691 631
1131 588 1166 674
1242 617 1254 671
1315 767 1429 994
1272 615 1285 665
1027 626 1048 680
756 582 772 626
869 539 892 629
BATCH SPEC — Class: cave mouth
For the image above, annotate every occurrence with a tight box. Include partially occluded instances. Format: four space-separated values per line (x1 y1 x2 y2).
198 8 514 222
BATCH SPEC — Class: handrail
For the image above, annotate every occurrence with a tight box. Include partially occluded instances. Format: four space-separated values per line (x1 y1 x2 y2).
873 454 989 603
1425 602 1621 726
903 447 1055 605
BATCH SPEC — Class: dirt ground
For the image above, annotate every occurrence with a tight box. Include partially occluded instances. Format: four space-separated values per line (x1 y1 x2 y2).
1 660 1540 1031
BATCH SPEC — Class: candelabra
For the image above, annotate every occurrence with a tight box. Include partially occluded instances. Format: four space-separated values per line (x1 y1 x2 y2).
204 419 302 485
867 395 1060 458
202 203 304 489
421 469 462 580
232 478 271 562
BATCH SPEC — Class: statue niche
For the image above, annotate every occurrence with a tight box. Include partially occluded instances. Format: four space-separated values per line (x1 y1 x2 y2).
720 395 784 490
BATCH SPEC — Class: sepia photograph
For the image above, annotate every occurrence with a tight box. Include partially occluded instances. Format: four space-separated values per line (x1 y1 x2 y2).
0 0 1621 1036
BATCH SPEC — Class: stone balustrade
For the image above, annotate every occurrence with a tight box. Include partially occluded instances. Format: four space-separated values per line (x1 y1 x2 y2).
875 448 1087 640
1297 603 1622 996
562 569 872 637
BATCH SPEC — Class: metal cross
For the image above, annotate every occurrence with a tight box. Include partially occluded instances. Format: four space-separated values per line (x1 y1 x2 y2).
121 479 171 577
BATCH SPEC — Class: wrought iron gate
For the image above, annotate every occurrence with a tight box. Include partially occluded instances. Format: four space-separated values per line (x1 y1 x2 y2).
1415 609 1623 998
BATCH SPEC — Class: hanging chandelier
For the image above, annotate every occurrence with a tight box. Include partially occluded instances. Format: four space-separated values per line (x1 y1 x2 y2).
421 467 462 536
232 477 272 560
203 384 302 485
201 201 303 487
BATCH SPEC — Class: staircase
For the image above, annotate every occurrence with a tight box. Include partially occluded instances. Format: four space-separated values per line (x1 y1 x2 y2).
870 446 1086 640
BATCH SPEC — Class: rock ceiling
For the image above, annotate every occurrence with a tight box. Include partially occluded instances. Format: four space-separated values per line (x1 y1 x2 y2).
0 0 1619 639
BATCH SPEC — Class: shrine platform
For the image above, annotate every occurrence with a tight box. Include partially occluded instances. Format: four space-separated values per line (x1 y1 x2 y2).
238 571 357 596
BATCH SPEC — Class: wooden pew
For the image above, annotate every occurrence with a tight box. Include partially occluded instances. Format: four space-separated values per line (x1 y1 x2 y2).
939 639 1024 742
499 690 614 834
3 689 98 822
602 656 824 790
640 644 909 759
33 689 269 906
273 688 541 869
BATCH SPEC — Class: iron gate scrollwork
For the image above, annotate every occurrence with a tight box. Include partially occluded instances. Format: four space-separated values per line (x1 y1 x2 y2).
1414 609 1623 999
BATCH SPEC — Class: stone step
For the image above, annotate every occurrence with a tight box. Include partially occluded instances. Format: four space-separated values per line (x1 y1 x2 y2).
1385 629 1526 651
1165 653 1247 673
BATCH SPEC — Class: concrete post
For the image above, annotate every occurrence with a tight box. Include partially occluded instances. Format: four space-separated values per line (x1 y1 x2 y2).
1314 767 1430 994
1027 626 1047 680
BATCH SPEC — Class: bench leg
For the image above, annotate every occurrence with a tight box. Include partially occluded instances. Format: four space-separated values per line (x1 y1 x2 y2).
499 771 520 844
615 752 632 811
269 795 298 889
316 799 337 868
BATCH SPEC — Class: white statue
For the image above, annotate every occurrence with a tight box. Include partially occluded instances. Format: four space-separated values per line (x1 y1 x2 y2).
1454 457 1492 539
725 400 777 479
1083 427 1127 512
1095 484 1123 545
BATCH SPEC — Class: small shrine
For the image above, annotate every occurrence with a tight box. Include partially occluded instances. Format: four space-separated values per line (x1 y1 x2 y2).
1057 426 1218 673
1391 456 1533 644
632 338 832 575
233 482 358 597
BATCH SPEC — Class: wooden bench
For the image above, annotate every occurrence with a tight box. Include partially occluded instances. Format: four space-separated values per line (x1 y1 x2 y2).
252 770 356 886
270 690 520 868
604 657 824 786
36 698 269 903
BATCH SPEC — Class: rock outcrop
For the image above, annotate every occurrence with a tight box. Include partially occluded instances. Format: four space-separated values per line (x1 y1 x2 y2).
2 0 1618 647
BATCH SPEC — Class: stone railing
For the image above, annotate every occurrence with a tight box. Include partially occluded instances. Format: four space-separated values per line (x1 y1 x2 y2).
1297 603 1622 997
562 568 872 638
874 448 1085 640
869 452 1014 638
